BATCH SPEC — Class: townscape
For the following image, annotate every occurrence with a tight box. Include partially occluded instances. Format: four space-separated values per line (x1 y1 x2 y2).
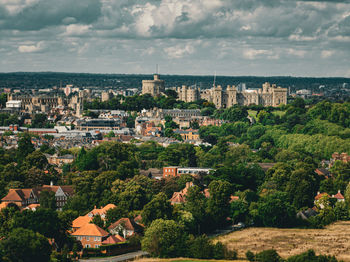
0 72 350 262
1 0 350 262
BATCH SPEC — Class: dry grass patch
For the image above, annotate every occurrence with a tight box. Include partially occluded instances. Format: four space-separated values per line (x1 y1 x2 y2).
135 259 245 262
216 221 350 261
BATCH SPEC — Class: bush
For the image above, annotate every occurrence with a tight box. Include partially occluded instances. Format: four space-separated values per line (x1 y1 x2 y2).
246 250 255 261
255 249 282 262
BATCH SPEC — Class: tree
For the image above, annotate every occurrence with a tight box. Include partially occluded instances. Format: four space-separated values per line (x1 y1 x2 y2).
184 185 207 234
142 192 173 226
141 219 187 257
0 228 51 262
206 180 232 226
39 190 57 210
17 133 35 160
255 249 282 262
187 235 213 259
287 249 339 262
257 191 296 227
24 150 49 170
91 214 105 229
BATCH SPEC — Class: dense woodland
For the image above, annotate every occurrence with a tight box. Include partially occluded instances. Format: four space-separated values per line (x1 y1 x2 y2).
0 98 350 261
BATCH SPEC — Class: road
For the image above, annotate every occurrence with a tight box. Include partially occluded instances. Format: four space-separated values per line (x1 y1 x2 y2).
79 251 148 262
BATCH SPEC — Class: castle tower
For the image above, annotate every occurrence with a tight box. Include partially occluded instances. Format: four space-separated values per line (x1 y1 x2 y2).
142 74 165 96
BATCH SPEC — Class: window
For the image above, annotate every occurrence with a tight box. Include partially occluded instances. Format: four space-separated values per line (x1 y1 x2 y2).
86 236 90 241
95 245 100 248
94 237 100 242
85 244 90 248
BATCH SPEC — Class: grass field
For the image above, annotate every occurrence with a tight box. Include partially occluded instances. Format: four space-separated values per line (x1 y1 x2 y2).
216 221 350 261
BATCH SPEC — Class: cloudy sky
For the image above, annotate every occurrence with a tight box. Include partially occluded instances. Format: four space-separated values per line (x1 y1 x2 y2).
0 0 350 77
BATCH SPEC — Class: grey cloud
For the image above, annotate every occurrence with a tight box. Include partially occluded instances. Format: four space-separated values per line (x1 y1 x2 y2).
0 0 101 30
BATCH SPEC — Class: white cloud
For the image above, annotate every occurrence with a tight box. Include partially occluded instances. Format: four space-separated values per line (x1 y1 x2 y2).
18 41 45 53
164 44 195 59
243 49 272 59
321 50 334 58
287 48 307 58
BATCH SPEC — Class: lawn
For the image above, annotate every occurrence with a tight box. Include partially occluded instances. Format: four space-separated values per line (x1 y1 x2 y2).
215 221 350 261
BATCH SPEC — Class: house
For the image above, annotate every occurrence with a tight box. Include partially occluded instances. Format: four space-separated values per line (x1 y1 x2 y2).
71 223 109 249
41 184 74 210
332 190 345 202
173 128 200 141
45 154 74 166
170 182 193 205
102 235 126 245
24 204 40 211
296 208 318 220
315 168 331 178
163 166 213 178
87 204 117 220
108 218 142 239
72 216 93 232
1 184 74 210
1 189 38 208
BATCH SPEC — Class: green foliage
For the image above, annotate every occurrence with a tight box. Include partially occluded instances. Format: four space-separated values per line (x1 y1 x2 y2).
142 192 173 226
255 249 283 262
0 228 51 262
257 191 296 227
141 219 188 257
39 190 57 210
287 249 339 262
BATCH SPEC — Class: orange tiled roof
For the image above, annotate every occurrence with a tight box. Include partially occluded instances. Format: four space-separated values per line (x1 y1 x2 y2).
88 203 116 217
334 192 345 200
170 192 186 204
71 223 109 237
315 192 330 200
72 216 93 228
1 189 23 202
0 202 9 209
102 234 126 244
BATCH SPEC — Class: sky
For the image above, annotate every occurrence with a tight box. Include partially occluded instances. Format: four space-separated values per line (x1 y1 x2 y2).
0 0 350 77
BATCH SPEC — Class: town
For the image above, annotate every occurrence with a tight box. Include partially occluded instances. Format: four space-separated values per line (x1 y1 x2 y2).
0 72 350 262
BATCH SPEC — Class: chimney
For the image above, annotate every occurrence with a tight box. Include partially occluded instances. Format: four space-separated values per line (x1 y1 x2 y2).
338 190 341 194
14 125 18 131
50 181 53 186
317 191 320 195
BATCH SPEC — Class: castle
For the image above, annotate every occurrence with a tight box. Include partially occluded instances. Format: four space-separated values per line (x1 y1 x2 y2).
177 82 287 108
142 74 165 96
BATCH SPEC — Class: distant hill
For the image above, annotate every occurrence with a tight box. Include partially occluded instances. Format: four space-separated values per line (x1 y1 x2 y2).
0 72 349 92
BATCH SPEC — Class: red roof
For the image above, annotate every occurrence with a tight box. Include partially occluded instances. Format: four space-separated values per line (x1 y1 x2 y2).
334 191 344 200
102 235 126 244
315 192 330 200
72 216 93 229
71 223 108 237
108 218 135 231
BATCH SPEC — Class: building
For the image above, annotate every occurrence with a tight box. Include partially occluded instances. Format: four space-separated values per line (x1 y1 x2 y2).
71 223 109 248
177 82 287 108
170 182 193 205
72 216 93 232
108 218 142 239
173 129 200 141
45 154 74 166
6 100 22 109
101 90 114 102
330 152 350 166
142 74 165 96
176 85 200 102
163 166 213 178
87 204 117 220
76 119 121 131
1 184 74 210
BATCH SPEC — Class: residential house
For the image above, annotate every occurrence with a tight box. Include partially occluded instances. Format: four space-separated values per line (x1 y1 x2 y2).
87 204 117 220
1 184 74 210
71 223 109 248
102 235 126 245
1 188 38 208
72 216 93 232
170 182 193 205
163 166 213 178
108 218 142 239
173 129 200 141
